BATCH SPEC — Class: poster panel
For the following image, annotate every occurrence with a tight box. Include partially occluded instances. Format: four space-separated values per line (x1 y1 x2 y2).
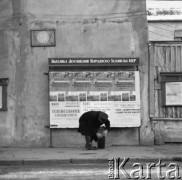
49 71 140 128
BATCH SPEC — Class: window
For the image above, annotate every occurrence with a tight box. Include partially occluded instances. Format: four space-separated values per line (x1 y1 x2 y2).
0 78 8 111
174 30 182 41
161 73 182 106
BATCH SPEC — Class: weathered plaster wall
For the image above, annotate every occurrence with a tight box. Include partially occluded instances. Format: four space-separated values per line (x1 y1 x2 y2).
149 21 182 41
0 0 153 147
0 0 50 147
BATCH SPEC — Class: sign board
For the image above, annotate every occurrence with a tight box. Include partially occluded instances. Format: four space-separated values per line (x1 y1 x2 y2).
49 71 141 128
48 58 139 67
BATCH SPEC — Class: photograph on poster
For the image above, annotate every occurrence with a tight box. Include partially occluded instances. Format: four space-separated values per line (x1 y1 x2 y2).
58 92 65 101
79 92 87 101
122 92 130 101
49 91 58 101
130 91 136 101
66 91 79 101
87 91 100 101
100 92 108 101
110 91 122 101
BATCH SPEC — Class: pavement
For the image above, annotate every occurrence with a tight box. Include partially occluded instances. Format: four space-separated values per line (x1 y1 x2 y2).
0 144 182 166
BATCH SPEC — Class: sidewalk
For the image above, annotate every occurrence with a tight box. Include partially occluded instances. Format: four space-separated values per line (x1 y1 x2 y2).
0 145 182 165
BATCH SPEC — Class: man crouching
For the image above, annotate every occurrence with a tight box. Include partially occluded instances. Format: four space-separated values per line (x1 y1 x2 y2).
78 111 110 150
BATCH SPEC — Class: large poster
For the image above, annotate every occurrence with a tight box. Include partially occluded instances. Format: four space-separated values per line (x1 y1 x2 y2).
49 71 140 128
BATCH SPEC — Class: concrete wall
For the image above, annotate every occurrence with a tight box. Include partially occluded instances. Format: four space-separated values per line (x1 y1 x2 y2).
0 0 154 147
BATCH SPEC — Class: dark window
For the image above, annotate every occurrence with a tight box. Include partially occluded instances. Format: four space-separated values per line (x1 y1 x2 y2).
0 78 8 111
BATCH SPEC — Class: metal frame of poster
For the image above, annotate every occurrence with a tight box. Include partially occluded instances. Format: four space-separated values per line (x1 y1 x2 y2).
49 70 141 128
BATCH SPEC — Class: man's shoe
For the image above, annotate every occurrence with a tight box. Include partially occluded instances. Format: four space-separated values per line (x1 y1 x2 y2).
86 145 97 150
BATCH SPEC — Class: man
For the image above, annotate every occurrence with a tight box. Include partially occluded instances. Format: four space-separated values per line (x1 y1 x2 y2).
78 111 110 150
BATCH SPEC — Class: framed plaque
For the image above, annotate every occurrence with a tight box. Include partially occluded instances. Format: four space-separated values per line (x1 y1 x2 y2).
161 72 182 106
30 29 56 47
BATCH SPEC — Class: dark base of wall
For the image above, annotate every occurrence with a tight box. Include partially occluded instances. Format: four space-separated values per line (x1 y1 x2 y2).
51 128 140 148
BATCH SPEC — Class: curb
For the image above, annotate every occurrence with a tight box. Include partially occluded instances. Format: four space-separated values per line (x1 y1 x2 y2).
0 159 107 166
0 157 182 166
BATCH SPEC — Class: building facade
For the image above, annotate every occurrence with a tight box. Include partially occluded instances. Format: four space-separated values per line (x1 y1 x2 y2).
147 1 182 41
147 1 182 144
0 0 153 147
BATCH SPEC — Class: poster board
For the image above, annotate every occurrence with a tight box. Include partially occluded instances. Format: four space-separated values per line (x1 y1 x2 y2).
49 70 141 128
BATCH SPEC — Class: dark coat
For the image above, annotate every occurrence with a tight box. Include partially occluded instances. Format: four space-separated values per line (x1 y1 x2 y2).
78 111 110 136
